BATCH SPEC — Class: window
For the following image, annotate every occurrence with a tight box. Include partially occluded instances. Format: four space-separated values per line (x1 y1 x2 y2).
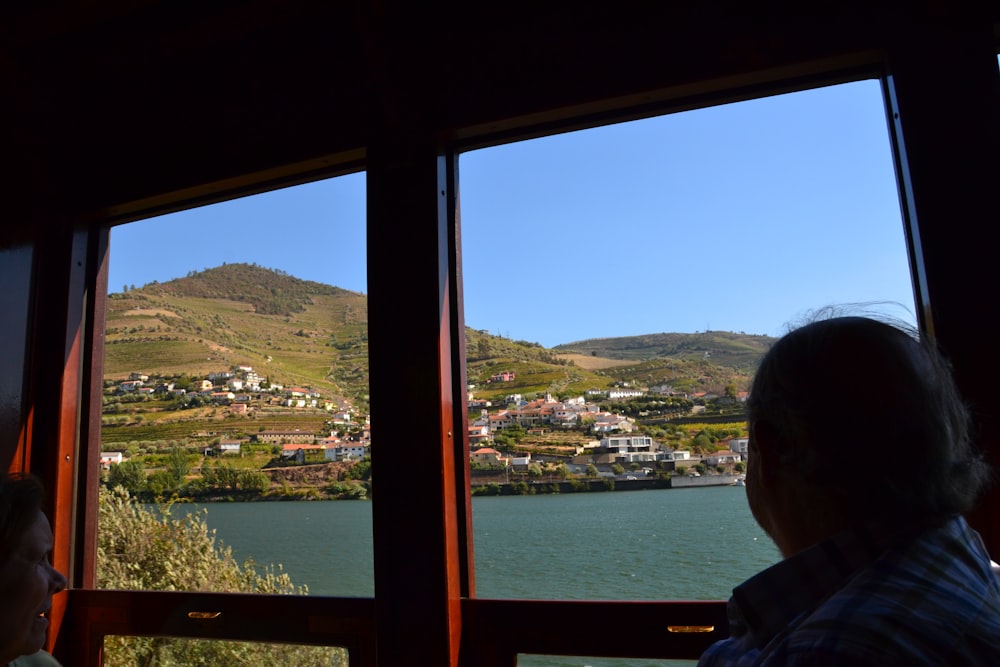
458 79 914 604
98 174 374 604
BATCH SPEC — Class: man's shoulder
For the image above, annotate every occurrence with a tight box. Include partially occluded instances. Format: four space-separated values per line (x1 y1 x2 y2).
8 651 63 667
785 526 1000 664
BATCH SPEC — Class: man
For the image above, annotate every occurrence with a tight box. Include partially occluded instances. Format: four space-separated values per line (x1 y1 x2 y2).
699 316 1000 666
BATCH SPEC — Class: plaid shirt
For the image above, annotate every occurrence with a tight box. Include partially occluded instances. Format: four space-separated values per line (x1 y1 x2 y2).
698 516 1000 666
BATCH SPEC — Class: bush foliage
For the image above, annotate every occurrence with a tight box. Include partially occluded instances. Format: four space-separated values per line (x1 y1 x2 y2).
97 487 349 666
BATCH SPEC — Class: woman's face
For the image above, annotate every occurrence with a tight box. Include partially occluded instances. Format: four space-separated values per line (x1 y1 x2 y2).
0 510 67 663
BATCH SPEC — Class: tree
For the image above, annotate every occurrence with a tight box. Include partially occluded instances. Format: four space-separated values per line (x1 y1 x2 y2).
166 446 192 487
611 463 625 475
585 464 599 478
97 487 347 666
214 464 241 491
145 470 179 496
107 460 146 493
347 457 372 482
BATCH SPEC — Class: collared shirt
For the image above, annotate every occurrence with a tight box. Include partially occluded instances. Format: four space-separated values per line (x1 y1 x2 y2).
698 516 1000 666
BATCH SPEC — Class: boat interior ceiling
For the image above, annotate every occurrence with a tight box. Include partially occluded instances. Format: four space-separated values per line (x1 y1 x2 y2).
2 2 998 666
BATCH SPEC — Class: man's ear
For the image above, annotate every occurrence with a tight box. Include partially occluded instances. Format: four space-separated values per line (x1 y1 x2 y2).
750 420 781 486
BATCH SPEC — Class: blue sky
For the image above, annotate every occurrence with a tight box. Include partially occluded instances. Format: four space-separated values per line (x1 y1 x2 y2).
110 78 915 349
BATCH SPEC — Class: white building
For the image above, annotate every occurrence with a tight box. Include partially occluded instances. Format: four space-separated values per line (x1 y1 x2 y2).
729 438 749 454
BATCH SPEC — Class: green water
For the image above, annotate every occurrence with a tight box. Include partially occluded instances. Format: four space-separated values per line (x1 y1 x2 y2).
179 486 779 665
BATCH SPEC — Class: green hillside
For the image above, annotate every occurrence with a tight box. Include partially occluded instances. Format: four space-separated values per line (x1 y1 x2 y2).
104 264 771 409
553 331 774 370
105 263 369 403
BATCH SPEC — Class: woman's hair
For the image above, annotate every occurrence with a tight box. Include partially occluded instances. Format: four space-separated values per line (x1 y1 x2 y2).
748 314 992 522
0 474 46 560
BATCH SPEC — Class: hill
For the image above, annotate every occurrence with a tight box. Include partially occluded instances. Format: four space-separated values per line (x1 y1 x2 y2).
553 331 774 369
104 264 772 407
104 263 369 404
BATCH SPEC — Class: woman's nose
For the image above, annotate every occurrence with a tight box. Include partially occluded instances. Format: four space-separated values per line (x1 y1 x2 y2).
50 565 67 593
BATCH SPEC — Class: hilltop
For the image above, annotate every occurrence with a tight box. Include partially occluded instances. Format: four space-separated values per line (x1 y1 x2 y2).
105 263 369 404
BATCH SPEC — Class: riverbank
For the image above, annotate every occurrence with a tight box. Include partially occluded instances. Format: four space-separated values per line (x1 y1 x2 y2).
125 472 742 503
471 473 742 496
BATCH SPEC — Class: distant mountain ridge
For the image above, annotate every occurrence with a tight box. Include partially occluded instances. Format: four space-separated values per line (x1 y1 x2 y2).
553 331 775 367
105 264 770 404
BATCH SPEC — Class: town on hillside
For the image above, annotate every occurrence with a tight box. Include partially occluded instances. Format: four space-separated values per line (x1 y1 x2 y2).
100 364 750 499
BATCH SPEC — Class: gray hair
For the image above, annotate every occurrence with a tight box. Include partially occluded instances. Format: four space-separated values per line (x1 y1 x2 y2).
747 314 991 522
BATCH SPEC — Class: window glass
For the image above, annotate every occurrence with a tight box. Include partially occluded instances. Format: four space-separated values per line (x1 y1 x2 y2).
98 173 374 598
459 80 914 601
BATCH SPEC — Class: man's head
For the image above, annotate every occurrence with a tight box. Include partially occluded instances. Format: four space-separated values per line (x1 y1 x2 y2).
745 315 990 556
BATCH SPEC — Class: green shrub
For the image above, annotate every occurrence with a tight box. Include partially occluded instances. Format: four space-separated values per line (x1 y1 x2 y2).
97 487 347 666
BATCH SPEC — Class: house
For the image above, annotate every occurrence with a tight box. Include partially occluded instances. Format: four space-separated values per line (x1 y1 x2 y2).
728 438 749 454
325 443 368 462
99 452 124 469
488 411 517 431
128 372 149 381
509 454 531 469
592 413 635 434
118 380 143 392
197 379 214 392
229 403 248 415
470 447 503 466
212 440 242 456
706 452 742 466
468 425 491 446
597 435 671 464
281 443 327 464
487 371 515 383
328 411 353 424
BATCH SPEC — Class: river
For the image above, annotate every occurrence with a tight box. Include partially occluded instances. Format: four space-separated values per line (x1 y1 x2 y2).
173 486 779 665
